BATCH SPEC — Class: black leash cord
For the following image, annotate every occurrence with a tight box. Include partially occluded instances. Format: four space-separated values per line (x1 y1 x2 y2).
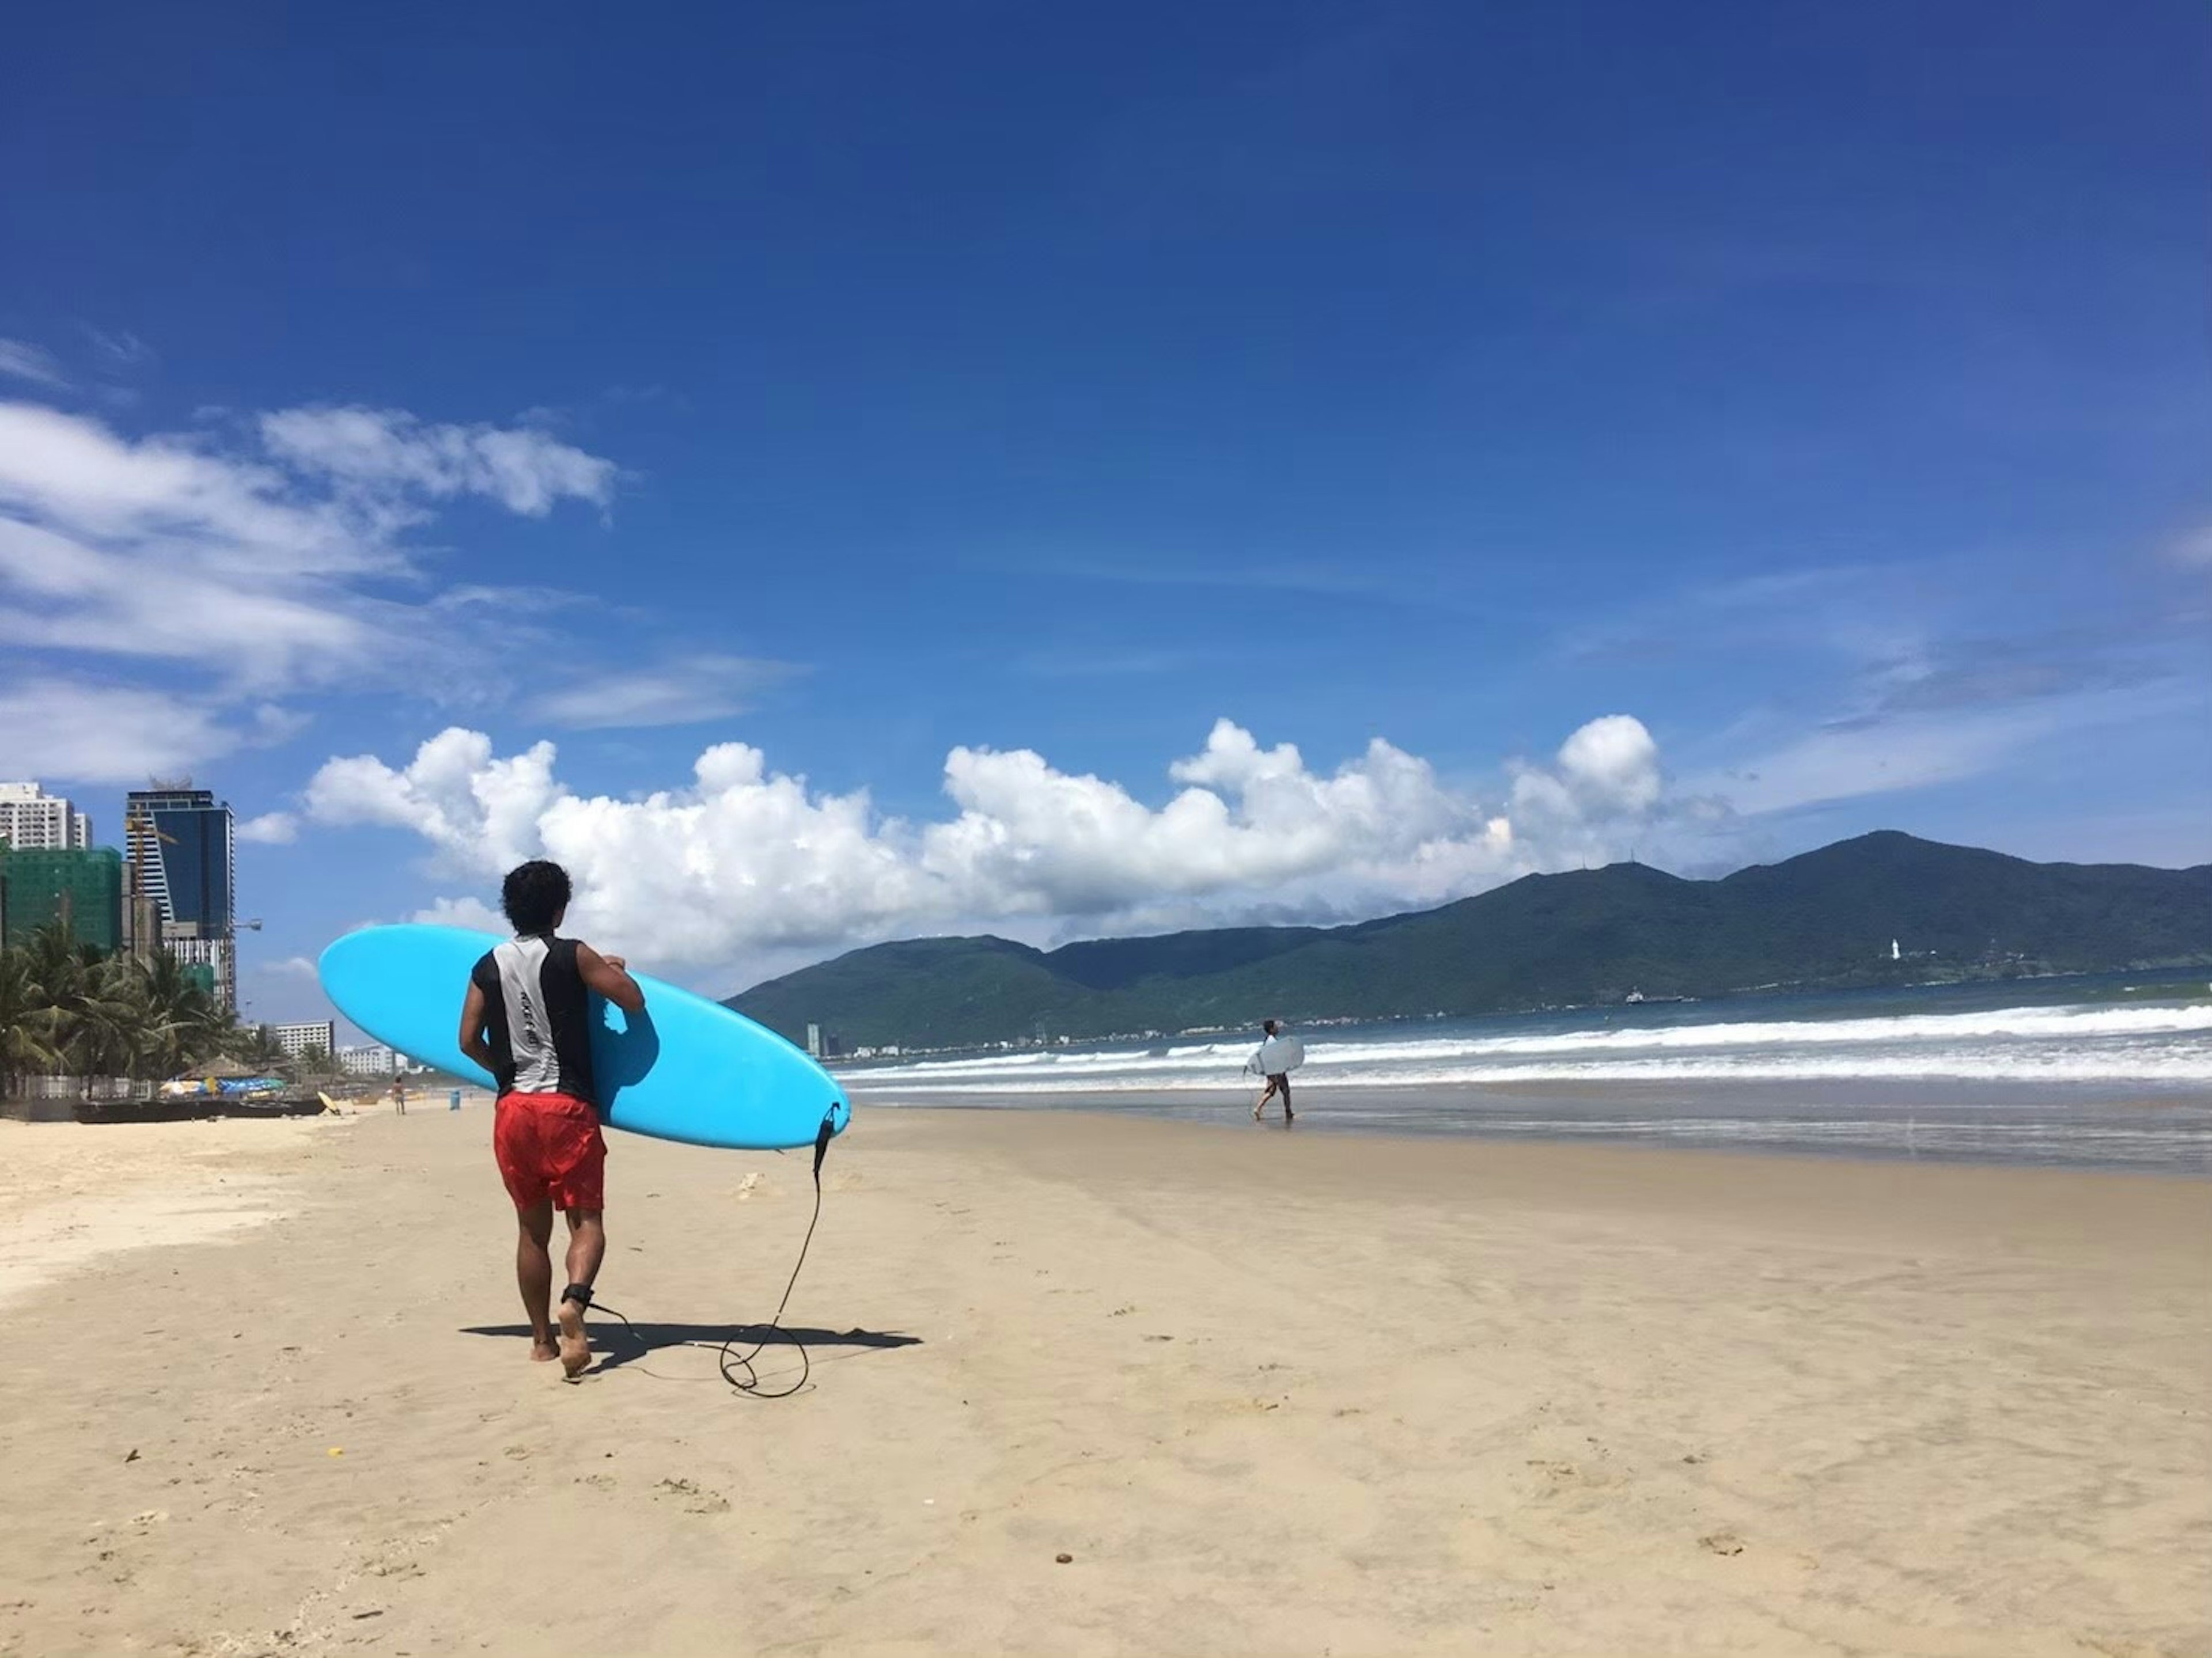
590 1106 836 1399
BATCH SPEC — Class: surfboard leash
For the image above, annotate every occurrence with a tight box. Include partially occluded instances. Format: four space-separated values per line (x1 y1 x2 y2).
586 1102 839 1399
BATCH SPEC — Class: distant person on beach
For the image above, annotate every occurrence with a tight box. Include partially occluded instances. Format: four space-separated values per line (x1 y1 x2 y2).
389 1077 407 1116
457 859 645 1378
1253 1018 1294 1124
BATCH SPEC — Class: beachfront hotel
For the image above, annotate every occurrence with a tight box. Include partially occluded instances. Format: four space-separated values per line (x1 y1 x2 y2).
270 1021 337 1060
336 1044 399 1076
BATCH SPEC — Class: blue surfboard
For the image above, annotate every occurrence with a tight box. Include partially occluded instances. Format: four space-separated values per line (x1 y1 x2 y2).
318 925 850 1152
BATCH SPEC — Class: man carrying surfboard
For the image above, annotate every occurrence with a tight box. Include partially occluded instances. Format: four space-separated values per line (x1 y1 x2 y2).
457 859 645 1378
1253 1018 1296 1123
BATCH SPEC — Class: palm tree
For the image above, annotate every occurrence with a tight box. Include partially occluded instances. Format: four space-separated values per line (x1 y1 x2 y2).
19 924 93 1081
0 933 256 1101
233 1023 287 1072
0 944 62 1095
122 950 230 1080
69 957 142 1084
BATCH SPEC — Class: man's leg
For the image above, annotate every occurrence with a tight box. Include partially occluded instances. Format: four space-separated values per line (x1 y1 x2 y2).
564 1208 606 1294
1282 1075 1294 1123
555 1209 606 1378
516 1197 559 1362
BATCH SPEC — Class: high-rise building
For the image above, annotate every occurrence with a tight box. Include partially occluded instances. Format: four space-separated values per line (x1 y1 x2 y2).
270 1020 336 1059
126 783 237 1010
0 782 92 851
0 847 124 953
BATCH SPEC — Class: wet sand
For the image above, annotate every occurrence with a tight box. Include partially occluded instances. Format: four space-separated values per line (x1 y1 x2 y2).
0 1105 2205 1656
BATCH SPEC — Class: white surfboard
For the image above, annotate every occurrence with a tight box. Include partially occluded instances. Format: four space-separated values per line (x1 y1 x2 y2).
1249 1033 1305 1075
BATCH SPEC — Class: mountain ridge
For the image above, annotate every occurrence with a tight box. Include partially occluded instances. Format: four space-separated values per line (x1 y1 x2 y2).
726 832 2212 1050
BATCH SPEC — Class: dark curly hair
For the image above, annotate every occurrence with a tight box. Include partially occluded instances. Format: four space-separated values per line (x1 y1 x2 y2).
501 860 572 935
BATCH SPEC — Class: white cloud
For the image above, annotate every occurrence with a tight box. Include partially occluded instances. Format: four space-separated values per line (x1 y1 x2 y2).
532 654 795 730
85 328 154 368
0 680 241 781
1555 714 1662 815
411 895 507 932
261 956 319 980
0 402 368 571
1512 714 1662 830
238 811 300 845
1682 685 2184 817
1700 716 2025 816
304 715 1659 987
0 397 630 779
0 340 68 389
258 406 617 516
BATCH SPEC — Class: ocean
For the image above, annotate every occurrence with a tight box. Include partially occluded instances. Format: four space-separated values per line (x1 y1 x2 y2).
835 971 2212 1173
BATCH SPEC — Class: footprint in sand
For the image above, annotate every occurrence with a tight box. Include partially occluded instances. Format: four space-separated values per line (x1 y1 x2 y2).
656 1477 730 1515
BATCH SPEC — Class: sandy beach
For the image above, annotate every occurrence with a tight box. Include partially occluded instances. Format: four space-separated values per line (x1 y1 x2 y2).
0 1102 2205 1658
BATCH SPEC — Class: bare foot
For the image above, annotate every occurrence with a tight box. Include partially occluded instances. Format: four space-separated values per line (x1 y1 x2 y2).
557 1298 591 1379
530 1334 560 1363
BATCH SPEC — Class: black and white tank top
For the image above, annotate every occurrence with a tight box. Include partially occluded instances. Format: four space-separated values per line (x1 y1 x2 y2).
471 934 597 1103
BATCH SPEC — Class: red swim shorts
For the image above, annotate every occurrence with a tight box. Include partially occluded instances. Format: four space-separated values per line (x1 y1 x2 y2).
493 1091 607 1212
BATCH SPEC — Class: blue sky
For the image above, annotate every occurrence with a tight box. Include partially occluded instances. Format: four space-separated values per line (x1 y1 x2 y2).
2 1 2206 1027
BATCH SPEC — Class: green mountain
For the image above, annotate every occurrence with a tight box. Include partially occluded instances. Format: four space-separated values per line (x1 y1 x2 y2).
726 832 2212 1050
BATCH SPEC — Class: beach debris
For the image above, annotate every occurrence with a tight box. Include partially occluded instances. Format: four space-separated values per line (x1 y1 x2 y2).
327 1448 344 1458
737 1173 761 1201
1055 1553 1073 1565
1108 1304 1135 1316
352 1610 385 1621
123 1449 139 1463
1699 1532 1744 1557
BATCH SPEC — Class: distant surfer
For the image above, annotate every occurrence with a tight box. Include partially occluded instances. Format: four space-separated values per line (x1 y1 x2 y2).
1252 1018 1295 1124
457 859 645 1378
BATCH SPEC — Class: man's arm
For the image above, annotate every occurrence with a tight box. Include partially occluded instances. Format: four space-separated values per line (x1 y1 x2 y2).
577 942 645 1014
458 978 497 1075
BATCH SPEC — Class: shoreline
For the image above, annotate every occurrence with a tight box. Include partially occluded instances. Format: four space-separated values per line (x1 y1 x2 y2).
844 1080 2212 1176
1 1106 2205 1655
